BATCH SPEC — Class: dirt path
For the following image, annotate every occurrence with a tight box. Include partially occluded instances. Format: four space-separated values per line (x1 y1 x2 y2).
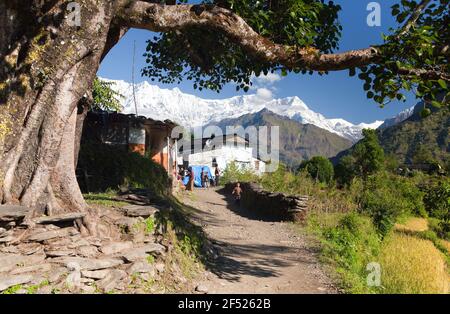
181 187 337 294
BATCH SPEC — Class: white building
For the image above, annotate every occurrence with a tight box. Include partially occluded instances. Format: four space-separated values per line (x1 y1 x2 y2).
179 134 266 175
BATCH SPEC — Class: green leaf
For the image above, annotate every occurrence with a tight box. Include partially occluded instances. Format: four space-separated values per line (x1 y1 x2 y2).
420 108 431 118
431 100 441 108
437 79 448 89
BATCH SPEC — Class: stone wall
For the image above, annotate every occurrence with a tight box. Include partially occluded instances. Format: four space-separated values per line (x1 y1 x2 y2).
224 182 308 223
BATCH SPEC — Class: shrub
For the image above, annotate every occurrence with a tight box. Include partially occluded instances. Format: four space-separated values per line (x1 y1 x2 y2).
220 161 259 185
298 156 334 184
423 179 450 239
360 172 425 236
314 212 381 293
260 163 298 192
423 179 450 220
428 217 450 241
335 155 356 187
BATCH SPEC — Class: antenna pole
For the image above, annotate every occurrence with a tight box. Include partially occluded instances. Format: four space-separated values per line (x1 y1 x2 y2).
132 40 138 116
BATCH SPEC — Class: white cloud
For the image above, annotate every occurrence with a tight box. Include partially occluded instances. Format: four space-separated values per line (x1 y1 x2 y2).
248 72 281 100
256 88 273 100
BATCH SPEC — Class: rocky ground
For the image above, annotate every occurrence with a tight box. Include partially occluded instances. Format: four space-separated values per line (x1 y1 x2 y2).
0 187 337 294
0 191 204 294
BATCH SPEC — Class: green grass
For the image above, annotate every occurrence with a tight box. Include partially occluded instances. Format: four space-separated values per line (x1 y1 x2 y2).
146 255 155 264
84 191 129 207
132 216 156 236
1 284 23 294
1 280 50 294
26 280 49 294
307 212 381 294
144 217 155 235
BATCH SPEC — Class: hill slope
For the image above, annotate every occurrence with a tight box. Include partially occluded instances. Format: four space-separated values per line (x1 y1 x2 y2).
213 109 353 168
332 107 449 168
378 108 450 166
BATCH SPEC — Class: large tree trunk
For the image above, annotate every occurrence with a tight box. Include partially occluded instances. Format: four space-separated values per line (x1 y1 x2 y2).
0 1 116 226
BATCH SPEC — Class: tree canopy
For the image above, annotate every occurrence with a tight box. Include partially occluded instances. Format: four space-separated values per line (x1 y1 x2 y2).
298 156 334 184
141 0 449 114
335 129 385 185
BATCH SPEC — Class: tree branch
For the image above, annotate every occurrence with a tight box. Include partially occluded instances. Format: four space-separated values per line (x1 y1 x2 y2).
397 67 450 81
117 2 379 71
396 0 432 39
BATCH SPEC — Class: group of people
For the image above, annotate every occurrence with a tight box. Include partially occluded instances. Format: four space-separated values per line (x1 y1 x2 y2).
178 166 221 191
175 165 242 205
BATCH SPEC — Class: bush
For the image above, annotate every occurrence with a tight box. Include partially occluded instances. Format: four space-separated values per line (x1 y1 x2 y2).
423 179 450 220
423 179 450 239
360 172 425 236
77 143 169 195
298 156 334 184
428 217 450 241
312 212 381 293
260 163 298 192
335 155 356 187
220 161 259 185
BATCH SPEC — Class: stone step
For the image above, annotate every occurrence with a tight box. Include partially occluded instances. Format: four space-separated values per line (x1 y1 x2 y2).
50 256 124 271
100 241 134 255
0 205 31 222
0 253 46 273
96 269 127 292
119 243 166 262
123 205 161 218
10 263 53 275
0 274 34 291
33 213 85 224
81 269 110 280
27 227 79 242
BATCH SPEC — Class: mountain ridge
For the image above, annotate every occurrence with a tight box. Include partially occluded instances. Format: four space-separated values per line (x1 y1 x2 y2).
331 106 449 169
211 108 354 167
103 78 384 142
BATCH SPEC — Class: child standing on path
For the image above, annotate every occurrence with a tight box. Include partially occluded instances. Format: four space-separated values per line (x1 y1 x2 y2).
232 182 242 205
187 167 194 191
214 167 220 186
202 167 209 189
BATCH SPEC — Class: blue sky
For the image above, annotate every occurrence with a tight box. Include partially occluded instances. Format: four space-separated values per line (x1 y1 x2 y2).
98 0 416 124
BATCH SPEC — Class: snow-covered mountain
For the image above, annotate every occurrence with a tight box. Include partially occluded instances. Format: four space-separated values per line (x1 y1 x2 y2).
103 78 384 142
378 105 417 129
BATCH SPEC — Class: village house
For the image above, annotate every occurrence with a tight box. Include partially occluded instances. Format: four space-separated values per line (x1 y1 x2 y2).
179 133 266 175
80 110 179 175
